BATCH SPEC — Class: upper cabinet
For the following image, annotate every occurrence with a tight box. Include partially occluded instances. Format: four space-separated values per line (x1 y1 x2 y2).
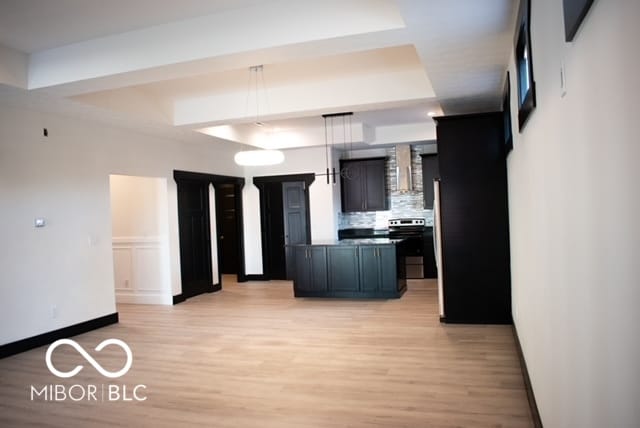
340 158 388 212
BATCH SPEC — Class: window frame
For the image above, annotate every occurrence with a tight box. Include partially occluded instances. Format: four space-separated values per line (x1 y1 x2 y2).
515 0 536 131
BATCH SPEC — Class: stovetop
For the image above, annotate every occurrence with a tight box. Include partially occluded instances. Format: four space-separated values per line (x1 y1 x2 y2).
388 218 426 228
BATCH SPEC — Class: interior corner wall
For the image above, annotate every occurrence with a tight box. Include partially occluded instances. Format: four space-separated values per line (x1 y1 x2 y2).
109 175 172 305
0 99 242 345
507 1 640 427
242 146 339 275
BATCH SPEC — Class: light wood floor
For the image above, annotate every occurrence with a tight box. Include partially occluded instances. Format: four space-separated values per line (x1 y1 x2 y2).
0 277 533 428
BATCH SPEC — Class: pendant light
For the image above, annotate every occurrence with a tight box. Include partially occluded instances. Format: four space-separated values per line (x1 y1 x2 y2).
319 112 353 184
234 65 284 166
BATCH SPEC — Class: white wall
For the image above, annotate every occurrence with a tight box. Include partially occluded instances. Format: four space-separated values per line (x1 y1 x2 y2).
242 145 339 275
0 99 242 345
507 1 640 427
109 175 171 305
0 43 28 89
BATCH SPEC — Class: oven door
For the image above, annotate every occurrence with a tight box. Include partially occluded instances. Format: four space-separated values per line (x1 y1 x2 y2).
392 235 424 279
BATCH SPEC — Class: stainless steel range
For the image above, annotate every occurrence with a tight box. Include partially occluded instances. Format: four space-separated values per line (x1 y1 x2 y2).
388 218 426 278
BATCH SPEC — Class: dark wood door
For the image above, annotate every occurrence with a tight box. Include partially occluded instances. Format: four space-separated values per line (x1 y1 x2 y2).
264 182 286 280
216 183 238 274
177 180 213 299
283 182 308 279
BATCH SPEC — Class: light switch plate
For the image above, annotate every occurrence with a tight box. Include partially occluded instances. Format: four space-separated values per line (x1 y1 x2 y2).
34 218 46 227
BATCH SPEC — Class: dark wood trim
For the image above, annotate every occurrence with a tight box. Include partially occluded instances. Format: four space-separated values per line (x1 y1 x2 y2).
253 174 315 187
241 274 269 282
440 317 513 325
514 0 536 131
174 170 247 286
513 325 544 428
433 111 503 123
0 313 119 359
253 173 315 280
172 283 220 303
174 170 245 186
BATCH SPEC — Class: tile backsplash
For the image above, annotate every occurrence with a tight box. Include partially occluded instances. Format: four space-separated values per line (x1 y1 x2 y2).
338 145 434 229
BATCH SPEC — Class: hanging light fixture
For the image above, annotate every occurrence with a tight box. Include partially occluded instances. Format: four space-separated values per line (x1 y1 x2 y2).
234 149 284 166
318 112 353 184
234 65 284 166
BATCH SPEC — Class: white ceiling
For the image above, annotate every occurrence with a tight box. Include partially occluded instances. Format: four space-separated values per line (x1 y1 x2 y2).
0 0 518 150
0 0 265 53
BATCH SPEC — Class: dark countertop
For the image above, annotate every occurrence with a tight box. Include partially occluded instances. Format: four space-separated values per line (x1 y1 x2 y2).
337 228 389 239
288 238 404 246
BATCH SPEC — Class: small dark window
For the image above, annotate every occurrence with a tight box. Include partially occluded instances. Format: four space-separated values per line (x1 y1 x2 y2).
503 72 513 154
515 0 536 130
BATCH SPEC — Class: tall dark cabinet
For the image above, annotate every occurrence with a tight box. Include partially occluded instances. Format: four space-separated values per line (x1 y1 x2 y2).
435 112 511 324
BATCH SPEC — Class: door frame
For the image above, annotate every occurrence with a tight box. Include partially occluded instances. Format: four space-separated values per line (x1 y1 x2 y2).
173 170 247 301
253 173 315 280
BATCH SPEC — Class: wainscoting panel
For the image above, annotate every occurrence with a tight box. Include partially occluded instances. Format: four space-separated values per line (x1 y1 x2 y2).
112 236 171 305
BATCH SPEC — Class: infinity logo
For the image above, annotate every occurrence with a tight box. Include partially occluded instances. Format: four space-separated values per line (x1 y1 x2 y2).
45 339 133 379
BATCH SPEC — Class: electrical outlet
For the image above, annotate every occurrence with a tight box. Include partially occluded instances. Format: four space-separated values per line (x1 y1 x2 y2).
52 305 58 319
124 279 130 288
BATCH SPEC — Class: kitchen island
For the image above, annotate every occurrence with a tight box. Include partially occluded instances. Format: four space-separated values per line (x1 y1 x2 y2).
287 238 407 298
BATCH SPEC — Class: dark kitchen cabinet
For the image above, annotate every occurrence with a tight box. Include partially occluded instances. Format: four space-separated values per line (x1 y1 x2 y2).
340 158 388 212
327 246 360 292
435 112 511 324
293 245 327 293
289 242 406 298
421 154 439 209
359 246 397 292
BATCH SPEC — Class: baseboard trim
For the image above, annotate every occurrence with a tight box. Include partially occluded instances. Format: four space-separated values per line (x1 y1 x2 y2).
172 294 186 305
242 274 268 282
513 325 543 428
0 312 119 359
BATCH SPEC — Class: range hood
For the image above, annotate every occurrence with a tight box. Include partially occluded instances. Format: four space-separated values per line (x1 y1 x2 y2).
395 145 413 192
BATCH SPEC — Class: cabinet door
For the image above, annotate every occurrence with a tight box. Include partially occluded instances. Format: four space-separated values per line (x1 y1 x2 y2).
309 246 328 292
293 246 311 291
378 246 398 291
359 246 380 291
340 162 364 212
327 246 360 292
363 159 387 211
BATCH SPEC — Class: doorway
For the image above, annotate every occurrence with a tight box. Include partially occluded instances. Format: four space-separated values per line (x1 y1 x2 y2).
174 171 246 301
109 175 172 305
176 178 214 299
253 174 314 280
215 183 239 275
